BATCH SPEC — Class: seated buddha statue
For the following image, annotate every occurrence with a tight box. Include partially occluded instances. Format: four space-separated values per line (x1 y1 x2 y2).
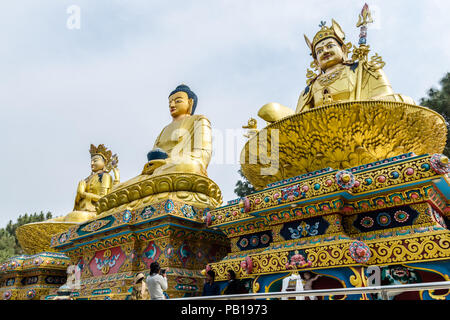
51 144 120 222
97 84 221 216
142 84 212 177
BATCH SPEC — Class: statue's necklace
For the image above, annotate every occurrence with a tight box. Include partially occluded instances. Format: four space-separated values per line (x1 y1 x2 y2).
317 65 345 87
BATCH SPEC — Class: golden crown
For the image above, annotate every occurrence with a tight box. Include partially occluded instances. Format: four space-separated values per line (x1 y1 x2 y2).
304 19 346 58
89 144 112 164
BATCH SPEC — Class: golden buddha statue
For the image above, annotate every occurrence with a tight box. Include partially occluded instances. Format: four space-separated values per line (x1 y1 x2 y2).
97 85 221 217
142 84 212 177
16 144 120 254
51 144 119 222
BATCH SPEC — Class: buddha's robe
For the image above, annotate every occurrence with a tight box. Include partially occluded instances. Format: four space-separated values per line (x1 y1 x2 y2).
73 172 113 212
152 114 212 177
296 62 415 113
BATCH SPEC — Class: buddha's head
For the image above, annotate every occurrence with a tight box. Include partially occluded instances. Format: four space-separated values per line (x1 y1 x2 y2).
304 19 350 72
89 144 112 172
91 154 106 172
168 84 198 119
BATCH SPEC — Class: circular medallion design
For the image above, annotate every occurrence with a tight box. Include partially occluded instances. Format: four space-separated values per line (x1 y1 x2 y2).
3 291 11 300
26 289 36 300
260 234 271 245
239 238 249 248
390 171 400 179
250 236 259 247
360 216 374 228
430 153 450 174
394 210 409 223
349 241 371 264
34 257 43 266
335 170 356 190
377 213 391 226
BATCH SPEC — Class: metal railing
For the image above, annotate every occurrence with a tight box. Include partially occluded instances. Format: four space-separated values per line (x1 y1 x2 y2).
171 281 450 300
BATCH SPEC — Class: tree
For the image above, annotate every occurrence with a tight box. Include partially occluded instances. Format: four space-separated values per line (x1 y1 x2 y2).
420 72 450 157
234 169 256 197
0 211 52 262
0 229 16 263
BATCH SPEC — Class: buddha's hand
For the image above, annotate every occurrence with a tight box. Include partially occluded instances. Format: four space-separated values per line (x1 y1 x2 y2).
76 180 87 198
141 159 167 175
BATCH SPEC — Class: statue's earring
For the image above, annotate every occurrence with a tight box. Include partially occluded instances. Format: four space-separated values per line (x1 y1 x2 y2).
188 98 194 115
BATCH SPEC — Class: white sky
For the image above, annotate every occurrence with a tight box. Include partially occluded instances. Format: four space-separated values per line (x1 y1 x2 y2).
1 0 449 227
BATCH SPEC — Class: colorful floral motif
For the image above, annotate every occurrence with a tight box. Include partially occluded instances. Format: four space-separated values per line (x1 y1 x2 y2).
430 153 450 175
335 170 356 189
181 204 196 218
140 206 156 219
349 240 371 264
26 289 36 299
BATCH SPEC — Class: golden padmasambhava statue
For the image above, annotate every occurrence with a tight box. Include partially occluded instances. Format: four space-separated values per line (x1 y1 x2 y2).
242 4 446 189
297 18 414 113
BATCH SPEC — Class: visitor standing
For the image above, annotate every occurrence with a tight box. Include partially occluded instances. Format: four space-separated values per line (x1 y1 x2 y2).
130 273 149 300
146 262 168 300
202 270 220 296
223 270 246 295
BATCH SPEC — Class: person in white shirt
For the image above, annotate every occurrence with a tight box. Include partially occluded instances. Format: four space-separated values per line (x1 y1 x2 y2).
146 262 168 300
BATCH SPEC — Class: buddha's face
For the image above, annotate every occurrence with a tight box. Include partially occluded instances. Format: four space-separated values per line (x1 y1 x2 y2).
169 91 192 119
315 38 345 71
91 155 105 172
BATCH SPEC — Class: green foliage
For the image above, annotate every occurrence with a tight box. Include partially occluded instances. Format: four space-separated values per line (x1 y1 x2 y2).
234 169 256 197
0 211 52 263
0 229 16 263
420 72 450 157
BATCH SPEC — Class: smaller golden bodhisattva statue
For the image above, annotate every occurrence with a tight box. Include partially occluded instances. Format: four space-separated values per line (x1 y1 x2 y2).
16 144 119 254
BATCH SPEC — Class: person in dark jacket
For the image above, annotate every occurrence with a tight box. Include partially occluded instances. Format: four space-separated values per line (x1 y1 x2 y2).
223 270 246 295
202 270 220 296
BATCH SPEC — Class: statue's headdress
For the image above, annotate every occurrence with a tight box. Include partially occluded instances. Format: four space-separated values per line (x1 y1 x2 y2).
89 144 112 164
304 19 346 59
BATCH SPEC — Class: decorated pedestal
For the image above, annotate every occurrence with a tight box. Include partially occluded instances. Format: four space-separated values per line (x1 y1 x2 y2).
0 252 69 300
207 152 450 300
49 174 229 300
